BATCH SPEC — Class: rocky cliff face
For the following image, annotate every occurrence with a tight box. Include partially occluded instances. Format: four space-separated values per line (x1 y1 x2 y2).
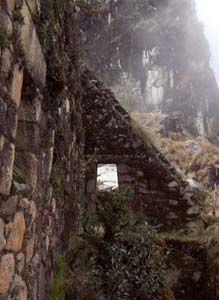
78 0 219 136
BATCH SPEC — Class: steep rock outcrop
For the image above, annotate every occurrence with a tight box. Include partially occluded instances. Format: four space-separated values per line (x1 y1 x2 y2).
78 0 219 136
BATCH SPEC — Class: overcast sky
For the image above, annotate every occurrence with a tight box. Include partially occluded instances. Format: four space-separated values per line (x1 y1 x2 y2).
195 0 219 86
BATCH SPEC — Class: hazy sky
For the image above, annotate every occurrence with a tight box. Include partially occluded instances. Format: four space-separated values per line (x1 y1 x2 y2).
195 0 219 85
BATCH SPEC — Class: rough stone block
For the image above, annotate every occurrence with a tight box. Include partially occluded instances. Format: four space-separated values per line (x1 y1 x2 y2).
16 121 40 153
0 231 6 251
0 135 5 151
28 201 37 225
0 218 6 251
0 140 15 196
1 48 12 77
42 147 54 182
0 0 16 15
0 254 15 294
16 252 25 273
25 234 35 263
0 7 13 34
15 152 38 189
11 274 27 300
6 211 25 252
0 97 18 140
19 98 41 123
10 64 24 110
0 195 18 216
20 1 46 87
26 0 37 15
117 163 130 174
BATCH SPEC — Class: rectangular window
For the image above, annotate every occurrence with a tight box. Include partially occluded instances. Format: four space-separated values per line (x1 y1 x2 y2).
97 164 118 191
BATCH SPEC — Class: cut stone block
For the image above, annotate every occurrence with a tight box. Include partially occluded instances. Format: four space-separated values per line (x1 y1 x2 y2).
19 98 41 123
0 254 15 294
6 211 25 252
20 1 46 88
10 64 24 110
0 0 16 15
0 140 15 195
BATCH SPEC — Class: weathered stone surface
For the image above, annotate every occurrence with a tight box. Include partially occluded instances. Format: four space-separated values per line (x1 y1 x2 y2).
16 253 25 273
26 235 35 263
19 98 41 123
1 48 12 76
0 254 15 294
0 218 6 251
6 212 25 252
187 206 200 216
166 212 178 220
45 235 50 252
82 70 204 231
29 201 37 225
0 97 17 141
0 0 16 15
4 221 13 237
0 218 4 234
52 198 56 214
0 7 13 34
168 181 179 189
0 141 15 196
10 64 24 110
19 198 30 209
41 128 55 182
15 152 38 189
26 0 37 15
20 2 46 87
42 147 54 182
13 182 32 195
11 275 27 300
166 239 209 300
16 121 40 154
0 196 18 216
0 231 6 251
0 135 5 152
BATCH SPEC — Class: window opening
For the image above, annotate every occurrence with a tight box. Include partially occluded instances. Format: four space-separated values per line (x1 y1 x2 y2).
97 164 118 191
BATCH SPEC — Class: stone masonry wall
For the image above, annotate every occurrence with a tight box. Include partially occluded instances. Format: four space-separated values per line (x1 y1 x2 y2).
81 69 204 231
0 0 208 299
0 1 84 299
165 238 210 300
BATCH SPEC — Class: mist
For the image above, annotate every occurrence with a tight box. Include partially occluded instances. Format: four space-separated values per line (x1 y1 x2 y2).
195 0 219 86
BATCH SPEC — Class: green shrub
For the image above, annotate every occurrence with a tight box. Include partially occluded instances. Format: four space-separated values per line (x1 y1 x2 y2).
68 189 173 300
49 256 69 300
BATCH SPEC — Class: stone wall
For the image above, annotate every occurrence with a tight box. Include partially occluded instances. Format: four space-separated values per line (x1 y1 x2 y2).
0 1 84 299
81 69 204 231
0 0 209 299
165 238 210 300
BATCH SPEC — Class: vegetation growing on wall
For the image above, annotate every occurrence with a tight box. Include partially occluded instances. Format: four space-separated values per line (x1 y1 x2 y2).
49 256 69 300
64 189 174 300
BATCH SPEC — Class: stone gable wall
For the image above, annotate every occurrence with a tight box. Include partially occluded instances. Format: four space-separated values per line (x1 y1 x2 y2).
81 69 204 231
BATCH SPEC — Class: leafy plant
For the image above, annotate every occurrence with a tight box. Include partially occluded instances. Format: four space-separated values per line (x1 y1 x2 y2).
49 255 69 300
67 189 173 300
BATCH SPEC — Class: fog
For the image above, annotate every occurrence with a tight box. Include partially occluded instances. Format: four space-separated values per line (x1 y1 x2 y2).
196 0 219 86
